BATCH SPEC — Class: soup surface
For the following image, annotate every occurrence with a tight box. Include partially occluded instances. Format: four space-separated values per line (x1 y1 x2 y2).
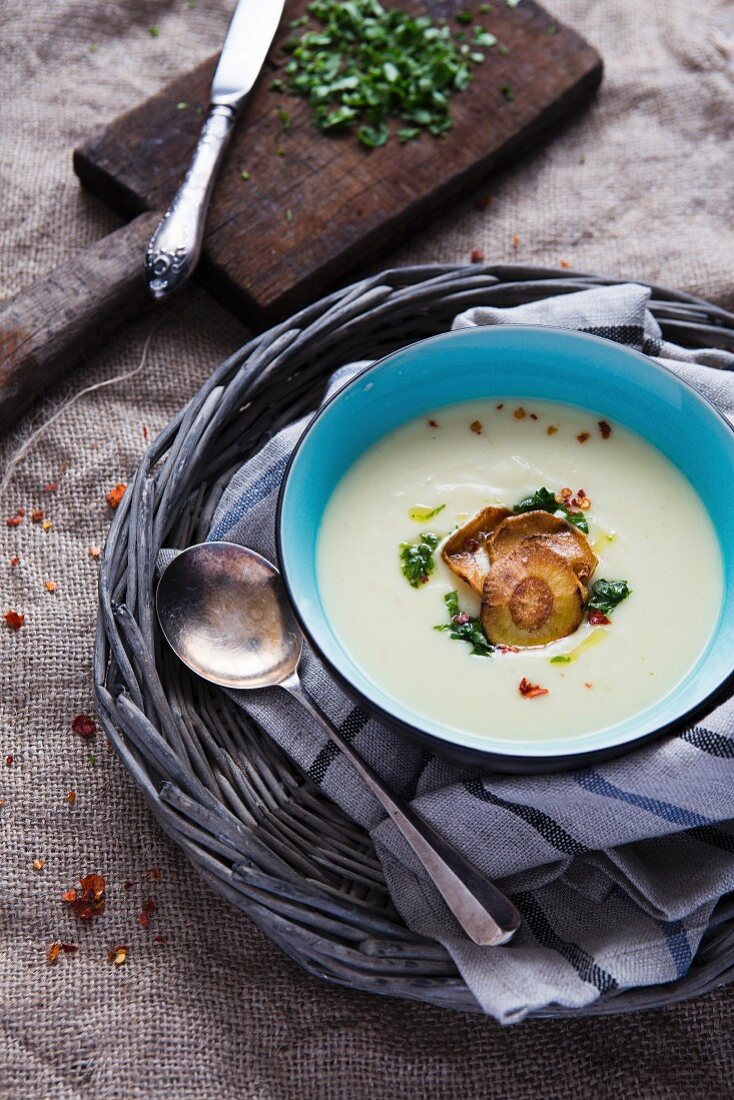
317 399 723 743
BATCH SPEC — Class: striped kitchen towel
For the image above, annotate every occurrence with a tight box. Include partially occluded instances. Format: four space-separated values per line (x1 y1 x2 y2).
194 282 734 1022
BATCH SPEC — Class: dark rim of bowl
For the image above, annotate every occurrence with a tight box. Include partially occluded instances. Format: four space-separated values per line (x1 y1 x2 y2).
275 325 734 770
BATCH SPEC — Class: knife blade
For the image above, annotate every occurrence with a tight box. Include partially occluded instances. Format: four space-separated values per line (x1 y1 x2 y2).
145 0 286 299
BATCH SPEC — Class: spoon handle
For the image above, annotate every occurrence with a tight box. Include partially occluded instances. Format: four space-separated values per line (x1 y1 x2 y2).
281 673 520 946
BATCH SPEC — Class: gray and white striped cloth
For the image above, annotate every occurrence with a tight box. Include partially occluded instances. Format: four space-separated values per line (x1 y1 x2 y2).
194 283 734 1022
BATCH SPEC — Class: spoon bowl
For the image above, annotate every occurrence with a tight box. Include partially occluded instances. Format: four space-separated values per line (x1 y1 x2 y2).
156 542 302 690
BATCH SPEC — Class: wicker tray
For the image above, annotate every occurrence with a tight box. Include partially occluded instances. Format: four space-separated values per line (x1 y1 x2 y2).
94 264 734 1017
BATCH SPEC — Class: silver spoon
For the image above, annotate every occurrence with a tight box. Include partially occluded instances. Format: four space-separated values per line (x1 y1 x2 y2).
156 542 520 946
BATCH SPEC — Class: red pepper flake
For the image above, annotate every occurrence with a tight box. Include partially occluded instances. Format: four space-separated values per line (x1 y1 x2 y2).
153 935 167 944
579 498 591 510
511 234 521 249
60 942 78 954
599 420 612 439
31 509 44 523
497 644 519 653
4 610 24 630
42 519 53 531
142 898 157 912
518 677 549 699
123 881 134 891
16 508 25 517
139 911 151 928
66 790 76 805
10 556 20 568
88 545 102 560
470 420 483 434
513 407 526 420
46 942 60 965
496 403 504 410
44 580 57 593
428 419 439 429
147 867 161 880
71 714 96 738
65 873 106 920
470 248 485 264
577 431 591 444
6 515 22 528
105 483 127 510
547 425 558 435
584 682 593 689
588 610 611 626
558 488 572 501
5 755 13 767
108 945 128 966
44 482 60 493
32 858 45 871
453 613 471 625
529 413 538 420
560 259 570 269
142 426 148 440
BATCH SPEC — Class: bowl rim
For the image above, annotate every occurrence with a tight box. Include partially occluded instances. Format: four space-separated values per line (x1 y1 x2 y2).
275 324 734 771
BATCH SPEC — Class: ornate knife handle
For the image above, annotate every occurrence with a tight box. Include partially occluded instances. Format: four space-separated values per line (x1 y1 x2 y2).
145 103 238 299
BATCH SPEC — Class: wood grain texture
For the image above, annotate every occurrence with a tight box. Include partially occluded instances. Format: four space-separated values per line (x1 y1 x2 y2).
74 0 602 324
0 213 157 435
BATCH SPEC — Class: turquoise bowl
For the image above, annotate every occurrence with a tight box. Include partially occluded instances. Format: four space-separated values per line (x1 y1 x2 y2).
276 326 734 771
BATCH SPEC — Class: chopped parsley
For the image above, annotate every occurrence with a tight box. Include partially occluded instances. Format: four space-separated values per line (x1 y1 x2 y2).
435 591 493 656
277 0 488 148
513 486 589 534
587 579 631 616
400 532 439 587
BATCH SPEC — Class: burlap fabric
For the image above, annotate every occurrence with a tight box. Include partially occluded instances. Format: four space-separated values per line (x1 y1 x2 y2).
2 1 734 1096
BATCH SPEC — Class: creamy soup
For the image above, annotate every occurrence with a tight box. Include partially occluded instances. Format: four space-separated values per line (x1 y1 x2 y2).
317 399 723 743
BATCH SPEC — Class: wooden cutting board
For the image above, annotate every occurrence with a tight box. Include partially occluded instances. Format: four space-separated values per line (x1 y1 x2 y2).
74 0 601 325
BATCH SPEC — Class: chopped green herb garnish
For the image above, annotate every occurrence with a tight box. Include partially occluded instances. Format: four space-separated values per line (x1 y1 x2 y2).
400 532 440 587
409 503 446 522
278 0 486 149
513 487 589 535
500 83 515 101
290 15 309 28
587 579 631 616
271 78 285 92
277 108 292 132
474 29 497 47
550 654 571 664
478 3 493 12
498 43 509 55
176 102 187 110
241 170 250 181
285 208 293 222
88 753 97 766
435 591 493 656
148 25 160 37
89 43 98 53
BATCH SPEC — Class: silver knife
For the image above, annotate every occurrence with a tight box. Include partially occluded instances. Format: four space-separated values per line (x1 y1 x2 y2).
145 0 285 299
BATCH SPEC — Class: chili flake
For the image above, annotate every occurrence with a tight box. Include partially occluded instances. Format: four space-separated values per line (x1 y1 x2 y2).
32 858 45 871
105 483 127 510
46 942 60 965
71 714 96 738
31 509 44 523
470 248 485 264
577 431 590 443
547 425 558 435
4 610 24 630
44 580 57 593
428 419 439 428
496 403 504 410
511 234 521 248
42 519 53 531
599 420 612 439
5 755 12 767
584 682 593 689
64 873 106 921
10 556 20 568
560 259 570 269
470 420 483 434
529 412 538 420
153 935 167 944
66 790 76 805
147 867 161 880
139 911 151 928
518 676 549 699
513 407 526 420
108 945 128 966
588 609 611 626
6 515 21 528
44 482 60 492
88 546 102 560
497 644 519 653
